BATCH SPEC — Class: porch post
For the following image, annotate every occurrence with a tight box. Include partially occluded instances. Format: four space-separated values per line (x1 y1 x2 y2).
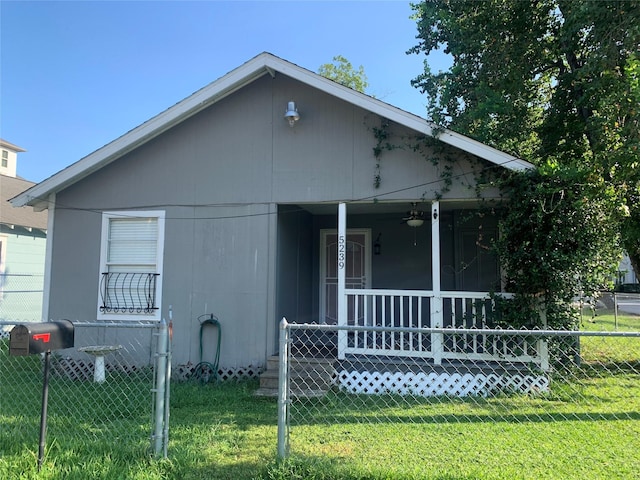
337 202 347 360
431 201 443 364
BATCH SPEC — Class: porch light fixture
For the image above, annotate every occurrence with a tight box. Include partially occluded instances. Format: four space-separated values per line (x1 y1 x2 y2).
404 203 425 228
284 101 300 127
374 233 382 255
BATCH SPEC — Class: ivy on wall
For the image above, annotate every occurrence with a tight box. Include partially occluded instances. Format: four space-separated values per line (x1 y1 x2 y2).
370 118 621 330
371 118 486 199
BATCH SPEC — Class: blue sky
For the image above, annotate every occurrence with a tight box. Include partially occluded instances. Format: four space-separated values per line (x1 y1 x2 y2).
1 1 449 183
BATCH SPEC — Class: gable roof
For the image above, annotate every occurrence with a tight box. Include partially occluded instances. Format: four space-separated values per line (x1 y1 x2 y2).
11 52 533 209
0 139 26 153
1 174 48 231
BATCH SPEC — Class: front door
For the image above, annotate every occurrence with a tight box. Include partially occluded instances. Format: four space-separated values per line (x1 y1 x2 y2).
320 229 371 324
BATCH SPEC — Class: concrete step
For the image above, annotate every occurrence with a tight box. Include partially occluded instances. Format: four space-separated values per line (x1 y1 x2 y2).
256 355 337 398
258 371 334 391
266 355 335 370
254 386 328 398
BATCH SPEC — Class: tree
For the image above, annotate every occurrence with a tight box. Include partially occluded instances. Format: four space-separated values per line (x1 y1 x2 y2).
318 55 369 93
408 1 640 306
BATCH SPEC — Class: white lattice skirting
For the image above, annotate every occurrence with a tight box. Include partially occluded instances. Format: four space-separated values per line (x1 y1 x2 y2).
337 370 550 397
173 363 264 382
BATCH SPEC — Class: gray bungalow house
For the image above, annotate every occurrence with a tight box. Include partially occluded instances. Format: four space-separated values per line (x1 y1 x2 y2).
11 53 541 384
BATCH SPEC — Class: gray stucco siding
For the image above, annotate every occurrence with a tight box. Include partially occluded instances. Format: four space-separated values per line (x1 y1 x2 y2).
49 201 274 366
56 75 487 212
47 206 102 323
168 205 273 367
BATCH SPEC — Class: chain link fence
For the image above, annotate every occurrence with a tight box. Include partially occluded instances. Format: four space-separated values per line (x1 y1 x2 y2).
276 314 640 477
0 321 167 466
579 290 640 326
0 273 44 325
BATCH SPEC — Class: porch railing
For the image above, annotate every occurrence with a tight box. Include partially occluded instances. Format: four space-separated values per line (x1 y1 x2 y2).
341 289 548 369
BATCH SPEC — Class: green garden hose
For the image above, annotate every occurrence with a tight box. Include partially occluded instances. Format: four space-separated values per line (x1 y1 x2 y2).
192 313 221 383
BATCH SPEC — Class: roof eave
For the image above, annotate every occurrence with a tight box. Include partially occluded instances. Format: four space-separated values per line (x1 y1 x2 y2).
11 54 276 208
269 57 534 171
11 52 533 208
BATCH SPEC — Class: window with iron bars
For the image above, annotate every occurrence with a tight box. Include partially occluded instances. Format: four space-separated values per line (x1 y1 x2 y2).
97 211 165 321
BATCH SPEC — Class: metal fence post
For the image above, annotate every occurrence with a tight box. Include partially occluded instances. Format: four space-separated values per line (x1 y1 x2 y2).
37 351 51 471
163 310 173 458
152 318 168 456
277 317 290 459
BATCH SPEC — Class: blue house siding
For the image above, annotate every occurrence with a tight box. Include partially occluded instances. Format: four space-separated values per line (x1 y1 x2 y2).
0 226 46 322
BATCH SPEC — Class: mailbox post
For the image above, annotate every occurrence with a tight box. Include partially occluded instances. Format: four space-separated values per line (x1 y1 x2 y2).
9 320 74 470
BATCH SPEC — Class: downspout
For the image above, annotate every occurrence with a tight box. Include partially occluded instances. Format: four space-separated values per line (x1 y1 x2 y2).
42 193 56 321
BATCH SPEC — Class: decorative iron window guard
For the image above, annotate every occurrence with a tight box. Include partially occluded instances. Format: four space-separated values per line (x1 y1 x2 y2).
99 272 160 314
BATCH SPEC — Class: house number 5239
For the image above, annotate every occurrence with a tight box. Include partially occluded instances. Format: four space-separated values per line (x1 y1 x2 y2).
338 235 346 269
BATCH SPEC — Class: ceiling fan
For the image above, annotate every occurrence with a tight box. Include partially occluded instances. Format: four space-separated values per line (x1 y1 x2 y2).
402 203 425 228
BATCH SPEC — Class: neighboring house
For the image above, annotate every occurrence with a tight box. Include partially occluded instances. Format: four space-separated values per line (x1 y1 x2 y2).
617 254 638 285
0 138 23 178
0 139 48 323
12 53 539 382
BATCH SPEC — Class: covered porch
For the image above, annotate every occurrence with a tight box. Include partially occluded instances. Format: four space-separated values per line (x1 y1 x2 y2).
275 200 549 371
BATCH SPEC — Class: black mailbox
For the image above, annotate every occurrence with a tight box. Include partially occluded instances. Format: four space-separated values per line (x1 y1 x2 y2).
9 320 74 356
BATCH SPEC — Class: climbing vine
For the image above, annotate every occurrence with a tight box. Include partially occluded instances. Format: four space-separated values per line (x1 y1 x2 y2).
370 117 490 199
370 117 622 330
371 120 394 189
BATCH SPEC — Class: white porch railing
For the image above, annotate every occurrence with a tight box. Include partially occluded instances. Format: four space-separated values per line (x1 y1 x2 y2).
340 289 548 370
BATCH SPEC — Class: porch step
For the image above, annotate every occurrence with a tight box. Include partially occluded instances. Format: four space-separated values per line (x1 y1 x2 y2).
254 356 337 398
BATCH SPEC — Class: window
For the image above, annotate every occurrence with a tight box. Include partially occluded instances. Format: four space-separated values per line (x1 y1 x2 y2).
97 211 165 320
1 150 7 168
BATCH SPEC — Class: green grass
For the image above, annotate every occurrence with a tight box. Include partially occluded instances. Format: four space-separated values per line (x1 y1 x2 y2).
579 309 640 367
580 307 640 332
1 314 639 479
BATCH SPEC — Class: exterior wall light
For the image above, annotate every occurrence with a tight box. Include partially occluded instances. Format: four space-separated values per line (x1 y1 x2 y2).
374 233 382 255
284 101 300 127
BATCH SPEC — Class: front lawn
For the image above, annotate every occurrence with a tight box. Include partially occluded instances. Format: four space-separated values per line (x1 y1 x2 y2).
1 313 638 479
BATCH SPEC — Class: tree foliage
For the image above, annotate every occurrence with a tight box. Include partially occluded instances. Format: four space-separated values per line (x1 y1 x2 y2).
409 0 640 324
318 55 369 93
495 167 620 328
